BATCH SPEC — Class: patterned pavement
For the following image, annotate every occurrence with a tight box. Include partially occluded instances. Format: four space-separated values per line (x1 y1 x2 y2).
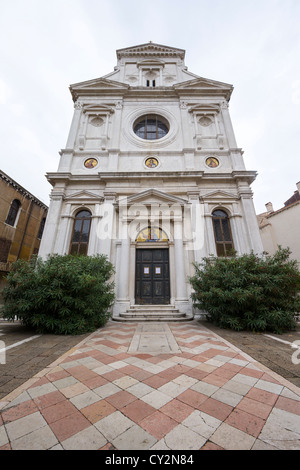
0 320 299 450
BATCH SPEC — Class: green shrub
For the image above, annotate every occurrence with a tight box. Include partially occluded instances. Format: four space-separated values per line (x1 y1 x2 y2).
1 254 115 335
190 247 300 333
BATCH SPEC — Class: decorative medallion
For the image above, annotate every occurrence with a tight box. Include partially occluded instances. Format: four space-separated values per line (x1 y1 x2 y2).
84 158 98 169
145 157 159 168
90 117 104 127
199 116 212 127
206 157 219 168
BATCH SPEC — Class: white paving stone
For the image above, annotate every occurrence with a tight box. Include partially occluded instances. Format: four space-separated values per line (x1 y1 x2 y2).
70 390 102 409
254 379 284 395
210 423 256 450
182 410 222 439
257 408 300 450
163 424 206 450
5 412 48 441
141 390 173 408
0 425 8 447
112 424 157 450
94 411 135 441
211 388 243 407
61 426 107 450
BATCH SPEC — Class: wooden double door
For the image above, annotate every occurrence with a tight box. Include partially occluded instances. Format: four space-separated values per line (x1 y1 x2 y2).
135 248 170 305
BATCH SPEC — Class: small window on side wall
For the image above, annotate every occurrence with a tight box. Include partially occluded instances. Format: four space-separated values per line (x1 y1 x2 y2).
37 218 46 239
6 199 21 226
212 209 234 256
69 210 91 256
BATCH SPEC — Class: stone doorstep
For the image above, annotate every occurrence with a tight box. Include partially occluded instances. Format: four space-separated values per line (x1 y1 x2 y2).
115 305 194 322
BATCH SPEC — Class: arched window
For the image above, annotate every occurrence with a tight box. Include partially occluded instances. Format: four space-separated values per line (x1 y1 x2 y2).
70 210 91 256
212 209 234 256
133 115 169 140
136 227 168 242
5 199 21 226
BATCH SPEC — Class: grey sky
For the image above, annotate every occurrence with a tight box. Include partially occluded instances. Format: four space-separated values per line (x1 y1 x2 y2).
1 0 299 214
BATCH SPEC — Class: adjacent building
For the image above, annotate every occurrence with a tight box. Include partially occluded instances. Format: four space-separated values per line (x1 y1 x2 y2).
38 42 263 320
257 182 300 266
0 170 48 300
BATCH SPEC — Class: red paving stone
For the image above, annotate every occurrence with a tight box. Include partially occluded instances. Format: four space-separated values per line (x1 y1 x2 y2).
140 410 178 439
177 389 208 409
33 391 67 410
245 387 278 406
81 400 116 423
160 398 194 422
121 399 156 423
198 397 233 421
1 400 38 424
105 391 137 409
225 409 266 437
41 400 78 424
274 396 300 416
236 397 273 420
49 411 91 441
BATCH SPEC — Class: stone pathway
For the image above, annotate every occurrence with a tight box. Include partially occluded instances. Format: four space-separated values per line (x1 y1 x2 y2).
0 321 299 450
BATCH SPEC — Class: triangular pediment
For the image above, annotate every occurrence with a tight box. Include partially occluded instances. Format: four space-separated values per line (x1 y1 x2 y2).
70 78 129 101
175 77 232 90
174 77 233 100
82 103 115 114
117 42 185 60
118 189 188 206
65 190 104 201
188 103 221 114
201 189 238 201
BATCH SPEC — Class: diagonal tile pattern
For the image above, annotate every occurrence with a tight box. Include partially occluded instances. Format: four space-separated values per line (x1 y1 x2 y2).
0 320 300 450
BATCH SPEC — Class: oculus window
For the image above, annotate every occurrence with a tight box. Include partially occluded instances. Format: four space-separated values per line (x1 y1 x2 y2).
133 115 169 140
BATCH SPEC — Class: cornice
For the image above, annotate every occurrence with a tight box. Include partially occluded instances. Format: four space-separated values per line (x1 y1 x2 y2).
0 170 48 209
46 170 257 185
116 43 185 60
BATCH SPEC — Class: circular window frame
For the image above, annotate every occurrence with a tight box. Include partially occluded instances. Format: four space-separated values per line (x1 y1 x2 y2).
133 114 169 141
125 108 178 148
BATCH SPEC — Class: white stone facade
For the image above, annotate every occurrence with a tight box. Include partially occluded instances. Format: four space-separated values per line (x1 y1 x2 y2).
258 182 300 267
39 42 263 319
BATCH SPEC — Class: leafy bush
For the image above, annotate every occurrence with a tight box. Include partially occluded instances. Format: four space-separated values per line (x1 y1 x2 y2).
1 254 115 335
190 247 300 333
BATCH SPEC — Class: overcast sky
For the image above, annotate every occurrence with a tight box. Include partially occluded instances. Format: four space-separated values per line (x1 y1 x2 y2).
1 0 299 214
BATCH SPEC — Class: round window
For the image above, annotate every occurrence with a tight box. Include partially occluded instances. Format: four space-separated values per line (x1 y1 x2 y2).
133 115 169 140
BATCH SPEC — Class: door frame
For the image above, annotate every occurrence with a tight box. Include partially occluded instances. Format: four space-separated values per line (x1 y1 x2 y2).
134 244 171 305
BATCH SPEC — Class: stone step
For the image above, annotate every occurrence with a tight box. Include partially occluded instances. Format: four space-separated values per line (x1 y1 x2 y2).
114 305 193 322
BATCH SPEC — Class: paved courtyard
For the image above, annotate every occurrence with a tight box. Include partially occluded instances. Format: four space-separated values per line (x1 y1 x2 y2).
0 320 299 450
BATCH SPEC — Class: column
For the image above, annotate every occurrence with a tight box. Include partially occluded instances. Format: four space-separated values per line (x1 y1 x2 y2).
220 101 237 149
117 219 130 301
174 217 188 301
240 196 264 254
65 101 82 150
53 203 71 254
38 192 64 258
95 194 116 258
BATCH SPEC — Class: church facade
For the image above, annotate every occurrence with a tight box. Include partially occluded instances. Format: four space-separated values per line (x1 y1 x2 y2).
39 42 263 320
